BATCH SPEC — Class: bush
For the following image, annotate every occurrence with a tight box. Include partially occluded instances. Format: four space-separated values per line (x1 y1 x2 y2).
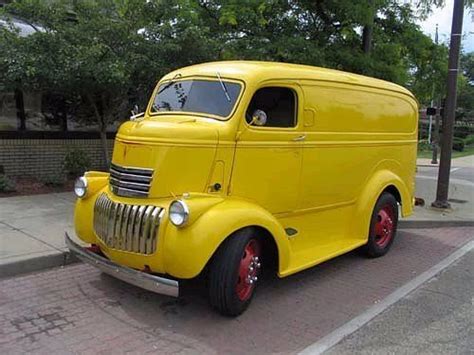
417 140 431 151
42 173 67 187
63 149 91 178
453 125 470 139
464 134 474 146
0 174 16 193
452 137 465 152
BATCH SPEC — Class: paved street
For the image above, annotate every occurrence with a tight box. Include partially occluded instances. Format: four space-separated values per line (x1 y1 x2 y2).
1 227 472 354
417 165 474 185
328 249 474 354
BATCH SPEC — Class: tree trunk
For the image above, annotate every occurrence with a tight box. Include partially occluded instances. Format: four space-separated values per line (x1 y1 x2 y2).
362 24 373 54
86 93 110 170
362 0 375 54
99 122 109 170
14 89 26 130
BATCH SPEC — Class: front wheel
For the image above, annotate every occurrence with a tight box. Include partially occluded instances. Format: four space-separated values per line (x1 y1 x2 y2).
362 192 399 258
208 229 262 316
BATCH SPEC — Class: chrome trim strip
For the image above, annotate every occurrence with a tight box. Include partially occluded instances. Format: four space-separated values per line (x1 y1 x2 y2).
109 163 154 198
110 185 149 197
65 233 179 298
110 163 153 175
127 205 138 251
110 177 150 191
93 193 163 255
110 170 152 183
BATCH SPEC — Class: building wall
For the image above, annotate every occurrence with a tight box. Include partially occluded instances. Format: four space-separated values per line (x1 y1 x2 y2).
0 139 114 178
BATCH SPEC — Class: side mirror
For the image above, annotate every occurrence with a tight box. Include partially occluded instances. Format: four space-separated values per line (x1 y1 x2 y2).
250 109 267 126
130 105 144 121
131 104 140 116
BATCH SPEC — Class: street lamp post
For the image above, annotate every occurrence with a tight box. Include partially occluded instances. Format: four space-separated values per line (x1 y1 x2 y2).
432 0 465 209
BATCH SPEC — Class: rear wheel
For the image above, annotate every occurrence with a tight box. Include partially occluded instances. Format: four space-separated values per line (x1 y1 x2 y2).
208 229 262 316
363 192 398 258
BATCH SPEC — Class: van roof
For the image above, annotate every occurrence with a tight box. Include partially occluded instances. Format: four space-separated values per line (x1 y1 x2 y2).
162 61 415 99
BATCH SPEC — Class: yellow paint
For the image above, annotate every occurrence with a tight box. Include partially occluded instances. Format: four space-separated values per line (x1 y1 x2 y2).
74 61 418 280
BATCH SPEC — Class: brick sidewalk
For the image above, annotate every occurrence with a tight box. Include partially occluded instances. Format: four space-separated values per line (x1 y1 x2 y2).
0 227 473 354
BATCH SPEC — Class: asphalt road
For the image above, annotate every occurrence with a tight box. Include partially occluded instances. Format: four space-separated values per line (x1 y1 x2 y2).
328 249 474 354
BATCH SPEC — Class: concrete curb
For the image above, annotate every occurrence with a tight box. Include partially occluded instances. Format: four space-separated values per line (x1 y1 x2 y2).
0 251 79 280
399 220 474 229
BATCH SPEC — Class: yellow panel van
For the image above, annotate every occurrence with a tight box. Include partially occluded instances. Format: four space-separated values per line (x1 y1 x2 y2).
66 61 418 316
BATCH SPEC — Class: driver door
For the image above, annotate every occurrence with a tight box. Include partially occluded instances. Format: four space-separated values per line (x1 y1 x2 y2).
230 83 304 214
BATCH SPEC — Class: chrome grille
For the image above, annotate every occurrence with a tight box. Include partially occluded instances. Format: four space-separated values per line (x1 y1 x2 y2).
93 193 164 254
109 163 154 198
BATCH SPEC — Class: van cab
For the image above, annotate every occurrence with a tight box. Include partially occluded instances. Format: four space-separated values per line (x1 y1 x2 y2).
66 61 418 316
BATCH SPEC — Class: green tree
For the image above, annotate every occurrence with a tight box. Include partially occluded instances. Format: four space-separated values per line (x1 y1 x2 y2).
0 0 461 157
457 52 474 121
1 0 162 167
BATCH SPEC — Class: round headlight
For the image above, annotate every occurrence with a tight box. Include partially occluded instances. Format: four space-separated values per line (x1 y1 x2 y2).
74 176 88 198
169 200 189 227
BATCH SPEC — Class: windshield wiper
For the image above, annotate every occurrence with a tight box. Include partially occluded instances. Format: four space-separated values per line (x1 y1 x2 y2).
216 72 231 102
157 73 182 95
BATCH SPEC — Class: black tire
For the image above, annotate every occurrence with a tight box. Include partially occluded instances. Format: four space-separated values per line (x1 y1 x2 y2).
362 192 399 258
208 228 262 317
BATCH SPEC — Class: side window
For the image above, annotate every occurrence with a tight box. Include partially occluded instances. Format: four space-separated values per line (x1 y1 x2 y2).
246 87 297 128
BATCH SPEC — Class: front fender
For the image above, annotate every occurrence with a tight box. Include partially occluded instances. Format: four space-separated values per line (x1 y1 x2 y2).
74 172 109 243
162 198 290 279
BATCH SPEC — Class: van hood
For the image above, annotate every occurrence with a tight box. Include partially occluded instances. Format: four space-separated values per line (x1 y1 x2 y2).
111 117 219 199
116 116 219 144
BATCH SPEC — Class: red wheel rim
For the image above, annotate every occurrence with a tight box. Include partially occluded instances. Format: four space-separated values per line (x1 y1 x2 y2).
374 204 395 248
236 239 261 302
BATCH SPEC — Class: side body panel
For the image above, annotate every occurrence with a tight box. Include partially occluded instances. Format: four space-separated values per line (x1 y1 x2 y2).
278 80 418 275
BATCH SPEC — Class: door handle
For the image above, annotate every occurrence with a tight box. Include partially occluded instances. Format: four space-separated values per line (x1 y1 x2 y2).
292 135 306 142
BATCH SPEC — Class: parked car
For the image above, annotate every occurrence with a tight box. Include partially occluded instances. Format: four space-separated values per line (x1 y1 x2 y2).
66 61 418 316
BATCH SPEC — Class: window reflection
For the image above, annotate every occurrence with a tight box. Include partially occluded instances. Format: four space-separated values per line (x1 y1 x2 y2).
152 80 241 118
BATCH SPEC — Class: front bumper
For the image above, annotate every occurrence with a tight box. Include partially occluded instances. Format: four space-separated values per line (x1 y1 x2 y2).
65 232 179 297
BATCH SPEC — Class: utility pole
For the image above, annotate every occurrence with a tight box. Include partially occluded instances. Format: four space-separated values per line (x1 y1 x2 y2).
432 0 464 209
431 24 439 164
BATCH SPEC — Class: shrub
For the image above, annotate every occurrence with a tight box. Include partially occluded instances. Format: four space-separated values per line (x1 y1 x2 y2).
417 140 431 151
453 125 470 139
63 149 91 178
42 173 67 187
464 134 474 146
0 174 16 193
452 137 465 152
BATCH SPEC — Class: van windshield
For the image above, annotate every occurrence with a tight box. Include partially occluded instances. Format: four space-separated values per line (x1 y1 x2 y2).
151 79 241 118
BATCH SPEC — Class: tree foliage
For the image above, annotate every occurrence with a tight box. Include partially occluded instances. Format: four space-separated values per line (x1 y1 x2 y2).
0 0 472 147
457 52 474 120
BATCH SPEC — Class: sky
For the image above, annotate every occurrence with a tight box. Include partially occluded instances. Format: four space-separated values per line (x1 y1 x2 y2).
418 0 474 52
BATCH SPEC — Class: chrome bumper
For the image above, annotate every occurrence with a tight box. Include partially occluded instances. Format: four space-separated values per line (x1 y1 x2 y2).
65 233 179 297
